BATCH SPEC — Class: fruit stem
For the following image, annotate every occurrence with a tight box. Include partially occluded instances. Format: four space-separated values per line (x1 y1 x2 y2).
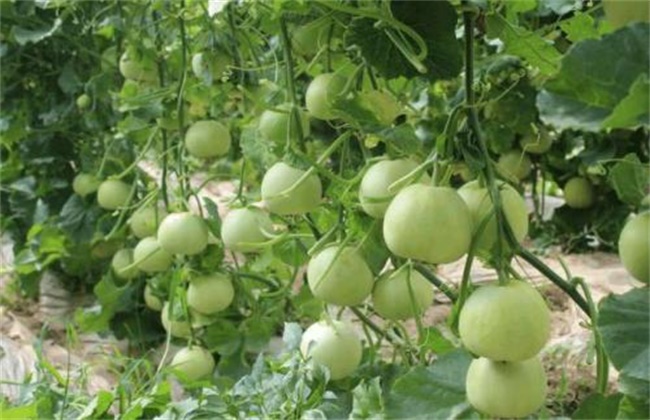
430 155 440 187
273 131 350 200
531 160 543 222
113 128 159 180
309 236 353 292
413 263 457 302
540 168 547 221
387 160 431 193
404 263 426 344
155 271 186 377
453 212 492 330
104 180 140 241
234 158 247 205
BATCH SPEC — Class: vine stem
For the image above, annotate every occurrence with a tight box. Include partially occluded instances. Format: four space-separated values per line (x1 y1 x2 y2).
176 0 189 199
574 278 609 394
278 17 298 106
278 16 306 154
153 9 170 210
349 306 405 349
413 263 457 302
462 6 510 285
225 4 247 87
516 248 590 315
461 7 594 327
316 0 428 65
349 307 384 336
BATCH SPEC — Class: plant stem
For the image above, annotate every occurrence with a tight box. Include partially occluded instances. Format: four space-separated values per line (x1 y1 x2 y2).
413 263 457 302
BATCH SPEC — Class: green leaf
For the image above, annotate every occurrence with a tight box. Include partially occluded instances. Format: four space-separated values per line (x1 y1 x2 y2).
353 217 390 276
12 18 62 45
331 94 384 132
57 61 81 94
572 393 623 419
542 0 582 16
597 288 650 381
507 0 537 14
58 195 98 243
419 327 456 355
291 283 323 321
608 153 650 207
240 125 278 168
204 320 243 356
78 390 114 419
486 14 562 76
75 305 111 332
243 317 274 353
216 349 250 380
537 24 650 131
603 74 650 129
110 310 163 344
484 78 538 135
121 402 143 420
385 349 475 419
350 377 384 419
346 1 461 81
274 237 309 268
618 373 650 403
94 275 130 310
381 124 422 157
282 322 303 352
0 402 39 419
202 197 222 238
559 12 601 43
617 394 650 418
116 115 151 134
